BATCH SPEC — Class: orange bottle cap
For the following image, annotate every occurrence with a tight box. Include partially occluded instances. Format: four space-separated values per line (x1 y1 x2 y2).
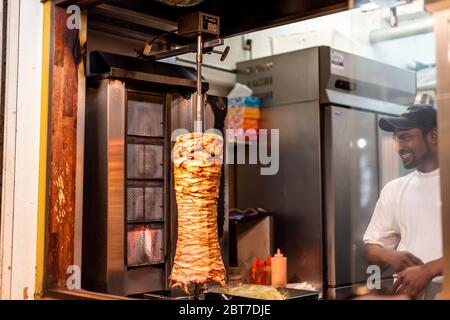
274 248 285 258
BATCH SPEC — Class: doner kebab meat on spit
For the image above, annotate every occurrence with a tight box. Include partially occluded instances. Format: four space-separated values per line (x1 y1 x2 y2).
169 132 226 292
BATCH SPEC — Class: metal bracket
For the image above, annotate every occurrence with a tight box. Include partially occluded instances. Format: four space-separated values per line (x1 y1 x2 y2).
209 46 230 62
140 38 226 61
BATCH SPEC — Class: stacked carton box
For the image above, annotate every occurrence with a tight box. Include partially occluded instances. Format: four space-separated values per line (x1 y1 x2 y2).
226 96 262 141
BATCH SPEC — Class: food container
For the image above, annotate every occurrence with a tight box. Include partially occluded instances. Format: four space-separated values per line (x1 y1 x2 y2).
204 285 319 301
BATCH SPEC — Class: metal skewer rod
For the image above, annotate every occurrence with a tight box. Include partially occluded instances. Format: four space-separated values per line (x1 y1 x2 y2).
195 33 204 133
194 34 206 301
194 283 201 300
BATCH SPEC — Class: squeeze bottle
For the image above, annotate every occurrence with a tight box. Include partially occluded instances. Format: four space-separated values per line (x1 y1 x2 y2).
271 248 287 287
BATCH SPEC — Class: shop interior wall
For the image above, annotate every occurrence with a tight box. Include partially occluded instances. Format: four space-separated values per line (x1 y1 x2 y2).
183 0 435 97
0 0 43 300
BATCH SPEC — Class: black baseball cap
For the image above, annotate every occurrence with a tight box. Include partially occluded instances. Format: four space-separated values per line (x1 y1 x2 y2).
379 104 437 132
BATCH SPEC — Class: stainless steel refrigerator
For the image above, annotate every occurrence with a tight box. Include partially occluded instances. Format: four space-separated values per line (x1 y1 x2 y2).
235 46 415 299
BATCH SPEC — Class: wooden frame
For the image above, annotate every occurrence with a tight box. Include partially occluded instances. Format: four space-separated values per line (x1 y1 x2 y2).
36 1 87 296
54 0 106 7
425 0 450 299
37 2 136 299
37 0 450 300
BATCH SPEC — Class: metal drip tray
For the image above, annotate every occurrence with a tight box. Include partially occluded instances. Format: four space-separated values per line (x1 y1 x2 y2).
141 289 195 300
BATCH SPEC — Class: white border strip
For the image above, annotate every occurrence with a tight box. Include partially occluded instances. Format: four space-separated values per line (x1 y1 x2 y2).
0 0 20 300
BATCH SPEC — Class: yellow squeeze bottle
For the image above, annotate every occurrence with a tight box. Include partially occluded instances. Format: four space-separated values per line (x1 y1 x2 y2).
271 248 287 288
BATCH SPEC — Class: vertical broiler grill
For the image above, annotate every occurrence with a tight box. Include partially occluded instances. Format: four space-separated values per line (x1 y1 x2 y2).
82 51 228 296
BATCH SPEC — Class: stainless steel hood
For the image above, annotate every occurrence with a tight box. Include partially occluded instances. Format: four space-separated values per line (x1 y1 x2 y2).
237 47 416 114
319 47 416 115
56 0 349 38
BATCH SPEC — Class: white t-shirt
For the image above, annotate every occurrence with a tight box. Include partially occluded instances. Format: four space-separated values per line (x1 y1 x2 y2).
363 168 442 264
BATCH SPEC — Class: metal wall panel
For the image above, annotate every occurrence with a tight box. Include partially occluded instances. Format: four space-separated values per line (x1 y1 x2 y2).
236 47 320 107
235 101 324 290
105 80 127 295
324 106 379 290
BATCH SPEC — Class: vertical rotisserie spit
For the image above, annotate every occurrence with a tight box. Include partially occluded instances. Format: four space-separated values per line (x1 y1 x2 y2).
169 132 226 293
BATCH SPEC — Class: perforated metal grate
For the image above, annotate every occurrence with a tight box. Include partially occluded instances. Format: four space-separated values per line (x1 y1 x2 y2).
127 188 145 221
127 224 165 267
145 187 164 220
127 144 164 179
127 100 164 137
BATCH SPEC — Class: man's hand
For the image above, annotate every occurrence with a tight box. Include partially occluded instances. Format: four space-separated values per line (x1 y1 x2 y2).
366 245 423 272
385 250 423 272
392 265 433 299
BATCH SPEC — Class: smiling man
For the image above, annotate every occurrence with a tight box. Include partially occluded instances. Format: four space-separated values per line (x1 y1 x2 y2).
363 104 443 299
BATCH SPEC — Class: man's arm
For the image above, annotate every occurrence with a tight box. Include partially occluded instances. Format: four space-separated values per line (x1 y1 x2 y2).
366 244 423 272
393 258 443 298
422 258 444 279
364 184 406 271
